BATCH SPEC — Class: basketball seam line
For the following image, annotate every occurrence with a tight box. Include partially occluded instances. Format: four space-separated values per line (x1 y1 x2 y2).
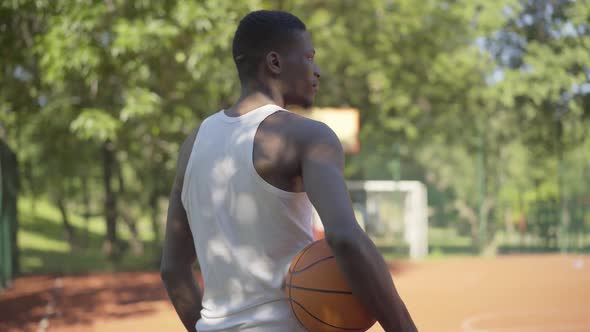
291 299 369 331
290 240 322 273
291 256 335 274
291 264 304 330
286 284 353 294
290 241 318 331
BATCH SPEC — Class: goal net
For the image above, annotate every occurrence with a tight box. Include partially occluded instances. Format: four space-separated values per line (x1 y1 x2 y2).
346 180 429 260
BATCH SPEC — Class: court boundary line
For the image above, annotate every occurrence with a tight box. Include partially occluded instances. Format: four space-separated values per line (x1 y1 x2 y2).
36 277 62 332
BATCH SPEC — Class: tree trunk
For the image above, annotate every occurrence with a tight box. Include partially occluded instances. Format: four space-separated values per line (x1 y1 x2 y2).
481 197 496 254
149 162 163 245
117 164 143 255
454 199 479 249
24 161 36 217
56 196 76 249
120 207 144 255
81 176 91 247
149 189 161 245
556 119 569 252
102 141 118 259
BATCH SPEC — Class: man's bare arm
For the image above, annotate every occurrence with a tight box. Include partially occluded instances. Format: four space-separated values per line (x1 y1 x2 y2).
300 121 418 332
161 130 202 332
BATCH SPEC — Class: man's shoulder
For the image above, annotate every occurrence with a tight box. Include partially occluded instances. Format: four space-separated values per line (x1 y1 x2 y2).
273 110 336 143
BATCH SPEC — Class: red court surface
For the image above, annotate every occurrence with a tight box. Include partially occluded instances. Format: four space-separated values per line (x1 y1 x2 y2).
1 254 589 332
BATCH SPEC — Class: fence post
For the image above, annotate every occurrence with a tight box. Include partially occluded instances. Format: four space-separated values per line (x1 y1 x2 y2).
0 151 7 289
0 141 15 290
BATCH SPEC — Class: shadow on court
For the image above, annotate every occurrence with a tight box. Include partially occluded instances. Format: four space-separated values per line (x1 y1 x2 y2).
0 264 409 332
0 276 53 332
0 273 170 332
3 256 588 332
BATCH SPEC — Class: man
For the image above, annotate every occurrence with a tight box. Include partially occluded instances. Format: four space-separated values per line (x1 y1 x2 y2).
161 10 418 332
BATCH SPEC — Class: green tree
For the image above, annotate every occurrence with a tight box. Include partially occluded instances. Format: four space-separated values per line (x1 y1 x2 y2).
489 0 590 248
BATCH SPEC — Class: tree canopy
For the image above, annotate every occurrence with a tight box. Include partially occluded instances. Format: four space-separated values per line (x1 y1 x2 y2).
1 0 588 254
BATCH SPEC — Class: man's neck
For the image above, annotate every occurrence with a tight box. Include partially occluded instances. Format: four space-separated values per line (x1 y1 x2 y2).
226 81 284 116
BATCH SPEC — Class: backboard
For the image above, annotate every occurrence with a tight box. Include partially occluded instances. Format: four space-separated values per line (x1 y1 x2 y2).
291 107 360 155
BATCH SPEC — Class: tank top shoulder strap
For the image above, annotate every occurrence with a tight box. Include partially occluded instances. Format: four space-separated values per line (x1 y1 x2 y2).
246 104 286 125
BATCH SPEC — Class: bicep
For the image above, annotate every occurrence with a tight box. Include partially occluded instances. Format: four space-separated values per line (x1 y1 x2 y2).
161 130 199 270
301 123 360 240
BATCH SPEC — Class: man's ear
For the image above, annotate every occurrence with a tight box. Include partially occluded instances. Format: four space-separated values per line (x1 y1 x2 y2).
265 51 281 74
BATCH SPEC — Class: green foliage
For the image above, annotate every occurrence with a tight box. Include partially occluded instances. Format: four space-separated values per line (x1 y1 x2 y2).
71 109 120 141
17 197 160 274
1 0 589 261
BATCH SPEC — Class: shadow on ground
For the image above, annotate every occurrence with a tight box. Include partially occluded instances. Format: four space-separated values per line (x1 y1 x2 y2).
0 273 172 332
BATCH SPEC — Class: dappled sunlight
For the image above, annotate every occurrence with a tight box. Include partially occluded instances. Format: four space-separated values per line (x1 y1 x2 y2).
3 1 589 331
233 193 259 225
19 230 69 252
206 238 233 265
177 106 316 330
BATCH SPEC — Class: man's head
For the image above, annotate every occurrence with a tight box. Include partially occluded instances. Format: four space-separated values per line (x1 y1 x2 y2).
232 10 320 108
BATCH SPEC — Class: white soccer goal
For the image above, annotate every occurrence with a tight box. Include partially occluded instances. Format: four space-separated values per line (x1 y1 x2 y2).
346 180 429 260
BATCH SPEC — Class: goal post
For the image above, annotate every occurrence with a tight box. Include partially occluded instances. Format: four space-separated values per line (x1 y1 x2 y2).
346 180 428 260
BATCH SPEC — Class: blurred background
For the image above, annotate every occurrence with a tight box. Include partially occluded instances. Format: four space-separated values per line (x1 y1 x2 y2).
1 0 589 331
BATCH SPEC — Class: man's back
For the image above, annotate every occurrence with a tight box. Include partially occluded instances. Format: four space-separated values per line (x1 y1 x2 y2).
161 10 417 332
181 104 313 331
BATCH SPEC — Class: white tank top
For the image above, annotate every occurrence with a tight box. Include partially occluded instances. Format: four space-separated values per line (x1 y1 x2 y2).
181 104 313 331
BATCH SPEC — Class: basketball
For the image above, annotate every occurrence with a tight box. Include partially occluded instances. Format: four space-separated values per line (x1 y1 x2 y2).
285 239 377 332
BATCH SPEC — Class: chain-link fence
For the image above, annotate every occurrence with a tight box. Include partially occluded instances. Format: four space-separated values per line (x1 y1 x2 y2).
495 199 590 254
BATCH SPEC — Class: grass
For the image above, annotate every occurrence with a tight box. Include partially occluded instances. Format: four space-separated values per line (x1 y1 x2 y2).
17 197 162 275
371 226 589 260
495 229 590 254
374 227 477 261
20 196 587 276
18 195 478 275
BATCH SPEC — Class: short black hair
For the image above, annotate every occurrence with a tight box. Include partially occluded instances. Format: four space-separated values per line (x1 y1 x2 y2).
232 10 307 82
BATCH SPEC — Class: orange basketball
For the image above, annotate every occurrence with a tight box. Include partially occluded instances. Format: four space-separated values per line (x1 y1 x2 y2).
285 239 376 332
